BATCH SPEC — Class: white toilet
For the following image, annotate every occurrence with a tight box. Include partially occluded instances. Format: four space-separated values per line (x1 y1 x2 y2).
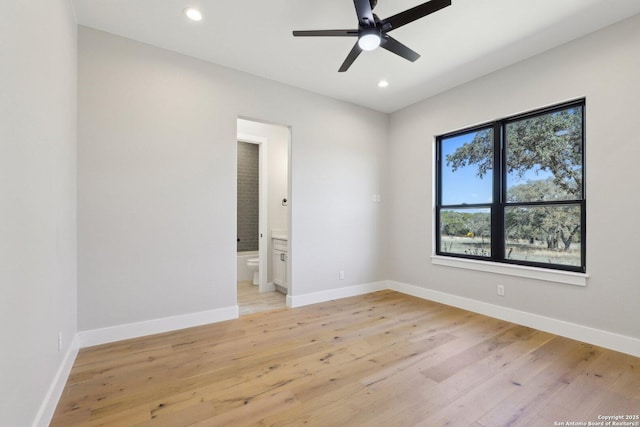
246 257 259 285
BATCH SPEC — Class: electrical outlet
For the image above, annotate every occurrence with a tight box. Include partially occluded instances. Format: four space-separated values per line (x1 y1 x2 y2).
339 270 345 280
497 285 505 296
58 332 63 352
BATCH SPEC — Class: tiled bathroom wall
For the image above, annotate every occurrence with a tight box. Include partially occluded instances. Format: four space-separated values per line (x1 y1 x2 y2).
237 141 259 252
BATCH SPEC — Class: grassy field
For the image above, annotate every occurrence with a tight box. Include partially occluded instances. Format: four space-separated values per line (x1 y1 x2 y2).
440 236 581 266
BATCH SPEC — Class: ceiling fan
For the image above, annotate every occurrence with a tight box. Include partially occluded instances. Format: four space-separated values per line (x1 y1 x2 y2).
292 0 452 72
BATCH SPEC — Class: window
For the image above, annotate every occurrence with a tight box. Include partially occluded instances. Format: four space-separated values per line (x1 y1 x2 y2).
436 100 585 273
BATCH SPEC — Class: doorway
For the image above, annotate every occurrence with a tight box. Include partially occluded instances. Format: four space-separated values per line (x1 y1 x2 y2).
236 118 291 315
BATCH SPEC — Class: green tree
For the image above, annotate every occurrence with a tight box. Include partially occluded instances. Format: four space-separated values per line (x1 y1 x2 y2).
466 211 491 238
440 210 468 236
506 179 580 251
446 128 493 179
505 108 582 196
446 107 583 197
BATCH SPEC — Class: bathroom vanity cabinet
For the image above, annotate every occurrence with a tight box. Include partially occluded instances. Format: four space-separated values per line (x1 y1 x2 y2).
272 237 287 290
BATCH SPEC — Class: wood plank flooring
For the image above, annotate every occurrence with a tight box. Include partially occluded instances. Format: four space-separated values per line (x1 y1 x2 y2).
51 291 640 426
237 280 286 316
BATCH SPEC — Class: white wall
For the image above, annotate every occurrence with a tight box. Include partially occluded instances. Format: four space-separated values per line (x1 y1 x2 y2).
77 27 388 331
388 14 640 340
0 1 78 426
237 119 289 284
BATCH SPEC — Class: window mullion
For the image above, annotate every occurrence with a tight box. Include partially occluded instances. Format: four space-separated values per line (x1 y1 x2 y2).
492 122 503 262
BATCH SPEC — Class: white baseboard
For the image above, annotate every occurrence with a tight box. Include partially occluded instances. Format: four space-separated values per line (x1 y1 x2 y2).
387 280 640 358
32 333 80 427
287 281 388 308
78 305 239 348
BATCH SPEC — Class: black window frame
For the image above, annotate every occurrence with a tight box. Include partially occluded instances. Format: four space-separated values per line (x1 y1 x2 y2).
435 99 586 273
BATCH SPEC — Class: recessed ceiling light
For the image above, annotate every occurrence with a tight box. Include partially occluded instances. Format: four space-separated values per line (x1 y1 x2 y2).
378 80 389 88
184 7 203 21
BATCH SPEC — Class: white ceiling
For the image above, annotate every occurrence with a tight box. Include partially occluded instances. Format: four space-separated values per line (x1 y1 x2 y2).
72 0 640 113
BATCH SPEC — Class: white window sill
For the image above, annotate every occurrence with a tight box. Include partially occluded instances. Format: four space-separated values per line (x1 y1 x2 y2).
431 255 588 287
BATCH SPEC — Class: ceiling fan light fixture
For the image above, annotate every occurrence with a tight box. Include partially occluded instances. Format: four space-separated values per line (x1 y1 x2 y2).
358 31 381 51
184 7 203 21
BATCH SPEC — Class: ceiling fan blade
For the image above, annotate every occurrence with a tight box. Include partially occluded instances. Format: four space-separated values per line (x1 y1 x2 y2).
338 42 363 72
353 0 375 27
380 35 420 62
381 0 451 32
293 29 359 37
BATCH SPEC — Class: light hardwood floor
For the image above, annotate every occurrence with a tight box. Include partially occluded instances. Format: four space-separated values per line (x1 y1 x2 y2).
237 280 286 316
51 291 639 426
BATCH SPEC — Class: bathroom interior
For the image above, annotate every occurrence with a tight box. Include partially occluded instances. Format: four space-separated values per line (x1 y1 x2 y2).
236 118 290 315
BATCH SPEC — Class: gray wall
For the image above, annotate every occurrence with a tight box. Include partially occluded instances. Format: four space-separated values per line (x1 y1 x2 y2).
388 13 640 340
237 141 259 252
77 26 389 330
0 0 78 425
